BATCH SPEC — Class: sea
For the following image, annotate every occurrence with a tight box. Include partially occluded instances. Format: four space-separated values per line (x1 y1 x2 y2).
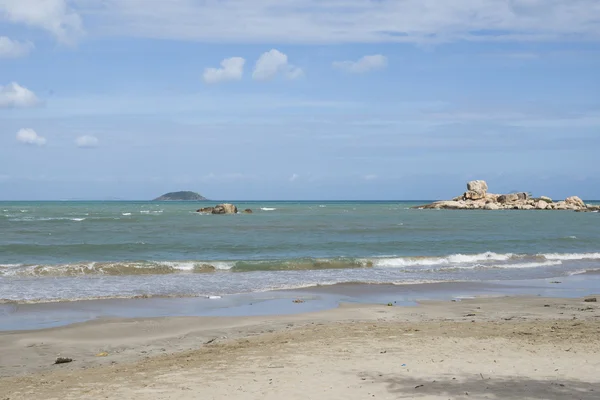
1 200 600 305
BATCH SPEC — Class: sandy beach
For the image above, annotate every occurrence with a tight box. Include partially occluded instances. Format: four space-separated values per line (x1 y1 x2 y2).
2 295 599 400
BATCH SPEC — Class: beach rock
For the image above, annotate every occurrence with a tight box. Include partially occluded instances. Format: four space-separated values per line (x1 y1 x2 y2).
243 209 253 214
485 193 500 202
535 200 549 210
54 357 73 364
467 180 488 196
554 201 568 210
540 196 553 203
464 190 485 200
196 207 214 213
584 297 597 302
565 196 585 209
497 194 519 204
522 205 534 210
484 203 500 210
211 203 238 214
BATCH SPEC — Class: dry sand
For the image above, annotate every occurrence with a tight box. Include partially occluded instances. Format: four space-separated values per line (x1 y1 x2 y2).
1 296 600 399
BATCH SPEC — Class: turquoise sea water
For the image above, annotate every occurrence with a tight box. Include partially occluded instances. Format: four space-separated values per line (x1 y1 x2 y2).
1 201 599 302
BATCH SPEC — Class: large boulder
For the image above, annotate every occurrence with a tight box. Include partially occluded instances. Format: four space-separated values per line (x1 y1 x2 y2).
516 192 530 201
467 180 488 195
484 203 500 210
211 203 238 214
565 196 585 209
497 193 519 204
535 200 548 210
464 180 488 200
464 190 485 200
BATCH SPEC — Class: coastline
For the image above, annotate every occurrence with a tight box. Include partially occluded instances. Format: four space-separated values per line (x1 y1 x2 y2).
2 295 599 399
3 273 600 331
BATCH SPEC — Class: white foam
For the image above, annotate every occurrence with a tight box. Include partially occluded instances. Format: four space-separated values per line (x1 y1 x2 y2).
207 295 222 299
122 213 132 216
440 260 562 271
212 261 235 270
446 252 514 263
71 218 85 222
157 261 197 271
260 207 277 211
372 252 514 268
140 210 151 214
542 252 600 261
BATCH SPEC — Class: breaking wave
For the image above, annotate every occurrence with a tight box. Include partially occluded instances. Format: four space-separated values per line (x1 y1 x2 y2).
1 251 597 278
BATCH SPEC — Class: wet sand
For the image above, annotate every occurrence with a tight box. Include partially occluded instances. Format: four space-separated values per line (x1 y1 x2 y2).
2 295 600 399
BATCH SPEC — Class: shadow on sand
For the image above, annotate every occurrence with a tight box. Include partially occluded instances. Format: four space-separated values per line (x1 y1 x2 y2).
360 372 597 399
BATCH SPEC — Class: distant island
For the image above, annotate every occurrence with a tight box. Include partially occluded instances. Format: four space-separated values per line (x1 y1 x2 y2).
153 191 208 201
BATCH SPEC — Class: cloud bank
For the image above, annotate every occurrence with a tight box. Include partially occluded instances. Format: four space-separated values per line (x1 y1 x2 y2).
0 82 39 108
0 36 33 58
16 128 46 146
203 57 245 84
253 49 303 81
0 0 84 44
71 0 600 43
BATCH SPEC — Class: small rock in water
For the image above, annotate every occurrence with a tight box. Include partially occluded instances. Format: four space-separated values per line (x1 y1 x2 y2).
584 297 597 303
54 357 73 365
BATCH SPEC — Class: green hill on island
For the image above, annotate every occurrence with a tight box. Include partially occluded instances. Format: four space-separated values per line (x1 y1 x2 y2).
153 191 208 201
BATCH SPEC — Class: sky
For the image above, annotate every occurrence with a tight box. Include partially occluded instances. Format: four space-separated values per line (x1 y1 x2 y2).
1 0 600 201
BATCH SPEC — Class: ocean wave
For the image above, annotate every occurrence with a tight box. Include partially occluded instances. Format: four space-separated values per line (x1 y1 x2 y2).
438 260 563 272
372 252 514 268
8 216 87 222
260 207 277 211
542 252 600 261
0 261 218 277
2 251 590 278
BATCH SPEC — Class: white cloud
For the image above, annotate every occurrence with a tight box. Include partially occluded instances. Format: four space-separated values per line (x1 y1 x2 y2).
289 173 299 182
16 128 46 146
203 57 245 84
253 49 303 81
0 0 83 44
72 0 600 43
75 135 99 148
0 36 34 58
0 82 39 108
333 55 388 73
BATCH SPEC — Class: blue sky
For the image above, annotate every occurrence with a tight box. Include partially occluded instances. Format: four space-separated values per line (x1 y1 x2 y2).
1 0 600 200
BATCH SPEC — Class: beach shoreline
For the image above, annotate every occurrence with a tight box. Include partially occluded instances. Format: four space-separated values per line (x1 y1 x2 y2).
2 295 599 399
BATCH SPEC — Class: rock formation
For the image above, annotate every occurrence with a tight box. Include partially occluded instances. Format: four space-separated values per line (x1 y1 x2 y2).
212 204 238 214
196 203 238 214
415 181 599 212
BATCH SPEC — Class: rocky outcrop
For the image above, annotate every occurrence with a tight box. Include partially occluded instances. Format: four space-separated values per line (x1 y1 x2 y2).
211 204 238 214
196 203 239 214
415 180 595 212
243 209 253 214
